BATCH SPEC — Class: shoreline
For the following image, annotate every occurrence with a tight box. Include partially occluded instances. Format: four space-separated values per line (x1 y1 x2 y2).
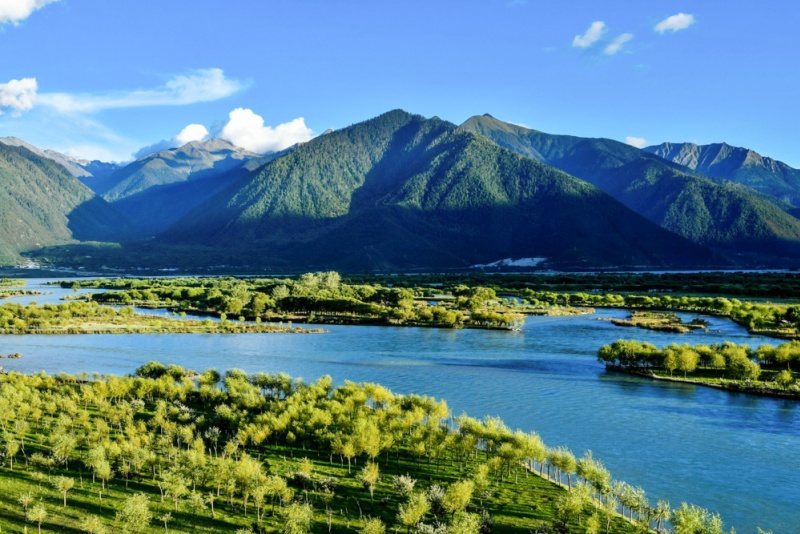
606 365 800 400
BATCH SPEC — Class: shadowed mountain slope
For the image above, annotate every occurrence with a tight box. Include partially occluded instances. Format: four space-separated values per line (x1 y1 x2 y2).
0 144 128 264
460 114 800 262
161 110 715 271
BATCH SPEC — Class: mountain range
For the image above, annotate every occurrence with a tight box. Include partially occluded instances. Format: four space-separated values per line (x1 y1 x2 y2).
2 110 800 272
645 142 800 213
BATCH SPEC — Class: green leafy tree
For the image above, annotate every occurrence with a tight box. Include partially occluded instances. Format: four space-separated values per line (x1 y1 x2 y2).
398 492 430 533
80 515 109 534
775 369 794 390
358 461 380 501
53 476 76 507
451 511 482 534
442 479 474 517
283 502 314 534
360 517 386 534
27 504 48 534
116 493 152 534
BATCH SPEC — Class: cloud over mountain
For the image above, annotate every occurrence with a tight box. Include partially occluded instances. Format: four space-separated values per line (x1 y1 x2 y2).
220 108 313 154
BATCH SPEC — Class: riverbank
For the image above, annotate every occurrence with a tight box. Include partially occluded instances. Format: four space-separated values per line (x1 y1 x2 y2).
605 365 800 400
0 301 323 335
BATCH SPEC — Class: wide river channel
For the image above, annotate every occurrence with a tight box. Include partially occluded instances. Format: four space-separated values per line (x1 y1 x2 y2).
2 279 798 532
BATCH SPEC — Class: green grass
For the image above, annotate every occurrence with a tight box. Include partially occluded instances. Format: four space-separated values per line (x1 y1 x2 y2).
0 443 637 533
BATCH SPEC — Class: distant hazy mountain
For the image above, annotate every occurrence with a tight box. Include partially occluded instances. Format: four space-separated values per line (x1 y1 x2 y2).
460 114 800 262
646 142 800 210
91 139 262 202
92 141 281 236
0 143 128 264
0 136 93 178
161 110 713 271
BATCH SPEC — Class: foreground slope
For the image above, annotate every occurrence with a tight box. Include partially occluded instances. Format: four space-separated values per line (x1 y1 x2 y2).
461 115 800 262
646 142 800 212
0 144 126 264
163 110 712 271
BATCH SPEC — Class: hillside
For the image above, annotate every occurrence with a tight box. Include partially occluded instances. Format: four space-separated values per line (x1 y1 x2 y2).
460 115 800 262
0 143 127 265
161 110 714 271
646 142 800 211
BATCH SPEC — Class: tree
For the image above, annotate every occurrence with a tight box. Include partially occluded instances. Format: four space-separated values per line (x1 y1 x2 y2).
80 515 109 534
677 348 700 378
358 461 380 502
451 511 482 534
18 492 34 515
775 369 794 390
53 476 75 507
672 502 724 534
398 492 430 533
116 493 152 534
360 517 386 534
283 502 314 534
157 512 172 534
27 504 47 534
442 480 474 517
653 500 671 534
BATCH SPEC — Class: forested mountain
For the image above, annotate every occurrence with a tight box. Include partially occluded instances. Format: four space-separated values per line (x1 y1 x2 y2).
161 110 713 271
460 115 800 262
0 143 128 264
646 142 800 211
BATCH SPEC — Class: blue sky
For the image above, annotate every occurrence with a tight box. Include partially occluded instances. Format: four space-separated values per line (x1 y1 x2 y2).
0 0 798 167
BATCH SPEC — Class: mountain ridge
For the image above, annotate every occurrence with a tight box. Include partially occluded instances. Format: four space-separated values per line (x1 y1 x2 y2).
460 114 800 262
646 141 800 210
159 109 716 271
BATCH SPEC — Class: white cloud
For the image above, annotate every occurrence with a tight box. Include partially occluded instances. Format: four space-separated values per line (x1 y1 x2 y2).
573 21 606 48
604 33 634 55
36 68 244 114
625 136 648 149
0 0 58 25
0 78 37 115
175 123 209 145
655 13 695 34
220 108 313 154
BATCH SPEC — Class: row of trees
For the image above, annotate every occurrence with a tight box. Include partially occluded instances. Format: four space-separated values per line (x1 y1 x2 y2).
0 365 735 533
597 340 800 389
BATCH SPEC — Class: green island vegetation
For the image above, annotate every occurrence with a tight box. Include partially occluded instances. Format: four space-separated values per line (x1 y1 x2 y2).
0 289 40 300
610 312 708 334
62 273 527 331
0 301 319 335
0 365 735 534
598 340 800 398
0 276 38 299
61 271 800 339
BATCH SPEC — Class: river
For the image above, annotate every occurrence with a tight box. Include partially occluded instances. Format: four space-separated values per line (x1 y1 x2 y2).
0 279 797 532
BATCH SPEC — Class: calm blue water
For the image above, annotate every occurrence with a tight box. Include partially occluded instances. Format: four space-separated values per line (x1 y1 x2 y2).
1 279 797 532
